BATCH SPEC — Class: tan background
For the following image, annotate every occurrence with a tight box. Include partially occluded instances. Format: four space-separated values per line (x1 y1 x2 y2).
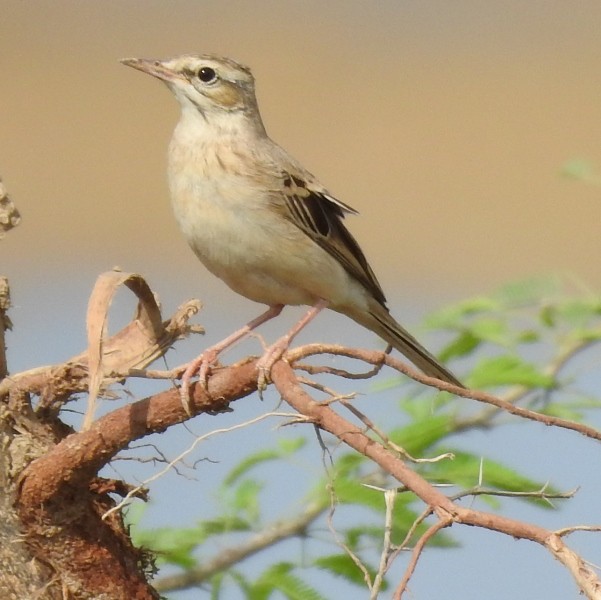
2 1 601 363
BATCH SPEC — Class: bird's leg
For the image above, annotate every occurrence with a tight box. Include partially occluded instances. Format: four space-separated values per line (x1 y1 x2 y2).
180 304 284 414
257 298 329 392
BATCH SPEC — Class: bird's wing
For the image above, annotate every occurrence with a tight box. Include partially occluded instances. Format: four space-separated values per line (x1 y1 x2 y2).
275 171 388 306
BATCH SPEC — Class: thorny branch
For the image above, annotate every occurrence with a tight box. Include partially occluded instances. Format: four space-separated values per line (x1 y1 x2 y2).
287 343 601 442
4 265 601 598
270 361 601 599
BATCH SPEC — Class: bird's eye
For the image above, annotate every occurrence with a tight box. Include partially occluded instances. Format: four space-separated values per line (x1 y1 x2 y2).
197 66 217 83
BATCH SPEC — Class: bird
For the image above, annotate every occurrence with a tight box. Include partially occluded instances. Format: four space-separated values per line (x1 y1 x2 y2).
120 54 463 408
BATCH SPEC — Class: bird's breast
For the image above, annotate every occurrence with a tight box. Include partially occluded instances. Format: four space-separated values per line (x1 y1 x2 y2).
166 128 366 309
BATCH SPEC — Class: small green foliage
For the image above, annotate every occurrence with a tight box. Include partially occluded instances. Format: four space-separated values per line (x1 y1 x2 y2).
230 479 263 522
390 415 455 456
438 330 480 361
132 515 252 568
314 554 380 587
251 563 327 600
224 437 306 485
469 355 554 389
560 158 601 185
494 277 561 306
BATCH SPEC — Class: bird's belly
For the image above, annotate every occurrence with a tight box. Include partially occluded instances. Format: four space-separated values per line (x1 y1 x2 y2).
169 183 361 308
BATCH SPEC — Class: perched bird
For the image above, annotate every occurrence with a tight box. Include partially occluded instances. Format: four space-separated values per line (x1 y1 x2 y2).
121 54 463 404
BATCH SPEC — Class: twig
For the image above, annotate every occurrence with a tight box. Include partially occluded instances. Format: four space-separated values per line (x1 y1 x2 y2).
555 525 601 537
103 411 299 519
451 485 578 503
325 481 374 589
371 488 397 599
392 518 452 599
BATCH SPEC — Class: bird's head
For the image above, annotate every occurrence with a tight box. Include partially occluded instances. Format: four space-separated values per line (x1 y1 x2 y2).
121 54 258 116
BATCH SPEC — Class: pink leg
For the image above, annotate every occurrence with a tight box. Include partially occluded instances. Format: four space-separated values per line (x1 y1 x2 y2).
256 298 329 391
180 304 284 414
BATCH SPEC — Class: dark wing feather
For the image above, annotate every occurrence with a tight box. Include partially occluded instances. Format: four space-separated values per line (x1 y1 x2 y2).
279 173 387 305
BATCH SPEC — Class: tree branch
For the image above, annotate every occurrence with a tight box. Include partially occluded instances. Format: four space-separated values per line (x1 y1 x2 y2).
287 344 601 442
271 361 601 599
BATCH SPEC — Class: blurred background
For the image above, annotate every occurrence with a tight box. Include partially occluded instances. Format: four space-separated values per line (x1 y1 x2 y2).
2 0 601 366
2 2 601 599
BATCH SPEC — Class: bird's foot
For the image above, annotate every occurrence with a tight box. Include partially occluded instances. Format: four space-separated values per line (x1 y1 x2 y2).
179 349 220 415
177 305 286 416
255 300 330 396
256 336 292 395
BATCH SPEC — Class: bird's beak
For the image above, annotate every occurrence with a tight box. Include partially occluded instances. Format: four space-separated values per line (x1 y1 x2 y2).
120 58 183 84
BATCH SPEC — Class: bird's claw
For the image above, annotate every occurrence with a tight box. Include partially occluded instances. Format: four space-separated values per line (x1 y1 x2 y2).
179 350 219 415
256 339 290 398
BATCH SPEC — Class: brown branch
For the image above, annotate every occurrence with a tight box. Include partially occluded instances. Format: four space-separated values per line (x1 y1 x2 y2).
287 344 601 442
271 361 601 599
9 270 252 599
393 518 452 599
15 359 259 599
17 360 259 504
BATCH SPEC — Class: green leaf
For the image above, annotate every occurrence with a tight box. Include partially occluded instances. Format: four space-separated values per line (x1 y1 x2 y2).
469 355 554 388
133 516 251 568
134 526 203 567
252 563 327 600
539 304 556 327
516 329 540 343
231 479 263 521
224 437 306 485
542 395 601 420
569 328 601 343
470 318 510 345
329 452 366 478
557 299 601 325
390 415 455 456
439 330 481 361
314 554 379 587
228 570 253 597
539 403 583 421
209 572 225 600
202 516 252 536
333 477 388 512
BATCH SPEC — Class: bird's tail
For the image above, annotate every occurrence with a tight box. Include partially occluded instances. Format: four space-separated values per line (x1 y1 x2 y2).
343 299 464 388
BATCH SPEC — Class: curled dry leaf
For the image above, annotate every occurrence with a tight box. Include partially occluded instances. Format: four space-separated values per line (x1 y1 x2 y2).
82 270 202 428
